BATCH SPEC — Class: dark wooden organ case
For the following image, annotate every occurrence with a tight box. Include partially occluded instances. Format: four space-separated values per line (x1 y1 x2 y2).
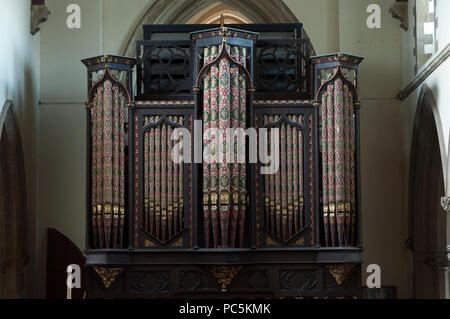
82 23 364 299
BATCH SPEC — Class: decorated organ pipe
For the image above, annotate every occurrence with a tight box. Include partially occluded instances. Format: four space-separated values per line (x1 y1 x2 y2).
83 55 135 249
312 53 363 247
142 115 186 243
201 44 248 248
192 25 257 248
262 115 305 243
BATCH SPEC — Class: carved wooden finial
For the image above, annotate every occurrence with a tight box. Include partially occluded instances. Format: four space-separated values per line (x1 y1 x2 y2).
220 14 225 28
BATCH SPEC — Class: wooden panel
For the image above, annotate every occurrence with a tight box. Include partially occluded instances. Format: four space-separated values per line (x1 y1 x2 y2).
46 228 86 299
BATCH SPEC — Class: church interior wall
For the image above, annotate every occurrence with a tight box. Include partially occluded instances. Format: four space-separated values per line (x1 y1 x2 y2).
32 0 437 298
0 0 40 297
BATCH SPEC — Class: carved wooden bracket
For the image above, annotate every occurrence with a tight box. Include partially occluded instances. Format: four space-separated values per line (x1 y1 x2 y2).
325 264 355 286
31 1 50 36
441 196 450 213
171 237 184 247
389 1 408 31
93 267 124 289
207 265 243 292
265 237 278 247
144 238 157 247
424 252 449 270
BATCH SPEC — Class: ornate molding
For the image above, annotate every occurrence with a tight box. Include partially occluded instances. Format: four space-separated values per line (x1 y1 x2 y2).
144 238 157 247
397 43 450 101
130 271 169 293
254 99 312 105
135 100 194 106
325 264 356 286
280 270 318 291
180 271 216 290
93 267 124 289
292 236 305 246
310 52 364 66
207 265 243 292
265 237 278 247
441 196 450 213
30 4 50 36
171 237 184 247
424 252 449 270
81 55 136 68
389 1 408 31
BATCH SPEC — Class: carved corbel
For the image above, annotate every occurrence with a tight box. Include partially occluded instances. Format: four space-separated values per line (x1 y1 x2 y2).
30 1 51 36
423 252 449 270
207 265 243 292
389 1 409 31
441 196 450 213
325 264 356 286
93 267 124 289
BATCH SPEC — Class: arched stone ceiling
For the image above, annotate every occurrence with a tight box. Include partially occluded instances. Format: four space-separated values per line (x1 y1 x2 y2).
120 0 315 58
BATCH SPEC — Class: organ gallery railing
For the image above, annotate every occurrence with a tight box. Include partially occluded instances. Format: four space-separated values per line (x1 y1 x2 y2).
262 114 305 242
138 24 312 99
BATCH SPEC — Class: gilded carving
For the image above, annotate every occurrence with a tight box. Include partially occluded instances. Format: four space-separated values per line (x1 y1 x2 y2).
254 99 311 105
82 55 136 67
220 190 230 205
171 237 184 247
144 238 157 247
293 236 305 246
93 267 124 289
266 237 278 247
136 100 194 105
325 264 356 286
207 265 243 292
210 192 218 205
441 196 450 213
280 270 318 291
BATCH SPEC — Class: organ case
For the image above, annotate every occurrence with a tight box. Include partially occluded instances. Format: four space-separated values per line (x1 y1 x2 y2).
82 23 364 298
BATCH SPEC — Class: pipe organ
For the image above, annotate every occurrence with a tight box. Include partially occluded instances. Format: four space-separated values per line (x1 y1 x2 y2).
82 23 364 298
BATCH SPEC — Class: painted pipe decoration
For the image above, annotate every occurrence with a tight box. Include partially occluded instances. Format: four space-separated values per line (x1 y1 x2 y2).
91 86 101 249
237 47 247 248
321 92 330 247
112 86 120 248
263 115 304 243
202 45 248 248
143 115 185 243
118 92 126 249
320 78 356 247
91 80 127 249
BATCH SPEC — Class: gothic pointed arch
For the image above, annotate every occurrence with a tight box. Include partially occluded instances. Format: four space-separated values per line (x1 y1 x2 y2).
0 101 28 298
120 0 315 58
408 85 447 298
